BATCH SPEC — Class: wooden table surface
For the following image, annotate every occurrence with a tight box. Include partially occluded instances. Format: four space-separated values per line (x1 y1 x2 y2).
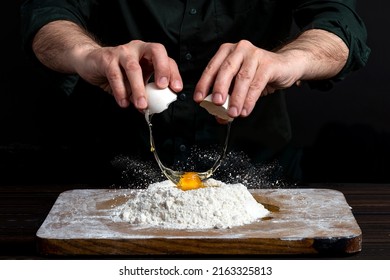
1 183 389 259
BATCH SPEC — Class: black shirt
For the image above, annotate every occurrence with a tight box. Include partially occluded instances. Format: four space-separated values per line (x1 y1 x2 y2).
20 0 370 181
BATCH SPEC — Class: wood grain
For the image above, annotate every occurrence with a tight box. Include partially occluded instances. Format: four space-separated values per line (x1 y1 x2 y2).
36 188 362 256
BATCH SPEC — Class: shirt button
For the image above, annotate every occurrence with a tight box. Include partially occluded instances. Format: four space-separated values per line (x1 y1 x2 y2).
179 93 187 101
179 145 187 152
189 8 197 15
185 52 192 60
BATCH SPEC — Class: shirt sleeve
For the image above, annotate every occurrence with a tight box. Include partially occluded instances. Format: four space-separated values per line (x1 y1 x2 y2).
292 0 371 90
20 0 96 96
20 0 94 56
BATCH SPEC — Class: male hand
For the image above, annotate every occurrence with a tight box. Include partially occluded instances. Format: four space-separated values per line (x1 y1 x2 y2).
76 40 183 109
194 29 348 119
194 40 302 118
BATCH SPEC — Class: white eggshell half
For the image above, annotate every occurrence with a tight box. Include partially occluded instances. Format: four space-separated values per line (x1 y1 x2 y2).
145 82 177 115
200 94 233 122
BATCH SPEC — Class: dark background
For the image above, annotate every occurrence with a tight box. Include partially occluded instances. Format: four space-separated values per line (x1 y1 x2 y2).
1 1 388 185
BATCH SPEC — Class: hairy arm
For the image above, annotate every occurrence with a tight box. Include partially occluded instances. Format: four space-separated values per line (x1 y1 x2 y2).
32 20 99 74
275 28 349 83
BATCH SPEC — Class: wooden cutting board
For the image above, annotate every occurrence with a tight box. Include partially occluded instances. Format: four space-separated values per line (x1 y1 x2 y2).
36 188 362 256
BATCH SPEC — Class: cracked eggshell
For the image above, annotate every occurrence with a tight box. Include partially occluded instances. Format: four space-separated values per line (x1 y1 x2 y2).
145 82 177 115
200 94 233 122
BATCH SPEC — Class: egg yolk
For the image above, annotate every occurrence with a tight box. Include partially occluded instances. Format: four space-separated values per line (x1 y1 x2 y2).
176 172 205 191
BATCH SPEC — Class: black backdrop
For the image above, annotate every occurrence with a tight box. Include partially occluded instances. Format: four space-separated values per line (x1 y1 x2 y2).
1 1 388 185
286 1 389 183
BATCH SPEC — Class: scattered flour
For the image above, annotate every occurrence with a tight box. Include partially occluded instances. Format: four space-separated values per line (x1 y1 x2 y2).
118 178 269 229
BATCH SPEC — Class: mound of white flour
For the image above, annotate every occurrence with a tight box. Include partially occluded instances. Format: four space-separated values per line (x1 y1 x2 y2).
119 179 269 229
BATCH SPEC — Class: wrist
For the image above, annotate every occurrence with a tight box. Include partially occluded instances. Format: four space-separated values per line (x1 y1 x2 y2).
70 42 100 74
274 29 349 81
275 48 308 83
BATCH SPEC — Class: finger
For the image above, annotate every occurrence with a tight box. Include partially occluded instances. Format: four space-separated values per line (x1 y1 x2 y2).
121 56 147 109
212 54 245 106
239 71 269 116
117 43 149 110
167 58 183 92
100 82 112 95
105 61 131 108
146 43 171 89
194 43 234 103
227 54 258 117
262 85 276 96
212 41 257 108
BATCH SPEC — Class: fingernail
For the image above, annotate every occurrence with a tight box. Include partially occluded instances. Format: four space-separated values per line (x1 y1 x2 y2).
213 93 223 103
136 96 147 109
228 106 238 117
173 80 183 90
194 92 203 101
241 108 248 116
159 76 168 86
120 99 129 108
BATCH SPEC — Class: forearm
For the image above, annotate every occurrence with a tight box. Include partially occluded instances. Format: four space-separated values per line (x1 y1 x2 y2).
32 20 100 74
276 29 349 82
